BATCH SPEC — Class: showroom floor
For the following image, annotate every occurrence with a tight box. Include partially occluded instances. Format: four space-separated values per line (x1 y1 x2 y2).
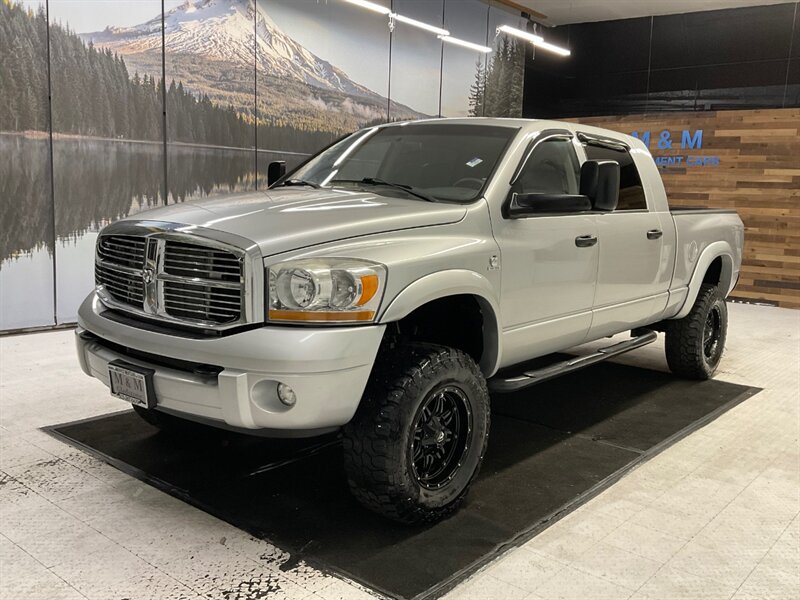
1 302 798 600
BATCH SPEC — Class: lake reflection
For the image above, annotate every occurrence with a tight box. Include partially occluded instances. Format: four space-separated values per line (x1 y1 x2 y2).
0 134 303 329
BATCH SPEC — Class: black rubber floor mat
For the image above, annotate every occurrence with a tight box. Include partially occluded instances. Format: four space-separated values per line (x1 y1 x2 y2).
46 362 759 599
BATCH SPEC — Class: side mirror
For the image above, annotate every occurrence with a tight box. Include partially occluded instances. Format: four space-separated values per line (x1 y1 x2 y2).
267 161 286 187
579 160 620 211
509 193 592 217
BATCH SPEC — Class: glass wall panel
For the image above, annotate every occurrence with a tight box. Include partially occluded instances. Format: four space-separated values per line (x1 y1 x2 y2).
256 0 392 183
163 0 257 204
49 0 165 322
484 1 526 117
0 0 54 330
441 0 490 117
389 0 444 119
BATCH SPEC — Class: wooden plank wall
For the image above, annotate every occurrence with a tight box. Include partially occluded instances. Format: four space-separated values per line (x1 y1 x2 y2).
566 108 800 309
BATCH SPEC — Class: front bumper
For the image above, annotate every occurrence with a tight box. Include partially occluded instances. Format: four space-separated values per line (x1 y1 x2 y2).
76 292 385 435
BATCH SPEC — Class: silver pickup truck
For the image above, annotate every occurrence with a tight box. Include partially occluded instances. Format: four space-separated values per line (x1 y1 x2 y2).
76 118 744 523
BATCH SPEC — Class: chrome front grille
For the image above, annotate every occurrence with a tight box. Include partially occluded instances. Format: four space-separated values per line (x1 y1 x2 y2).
95 260 145 307
94 224 256 329
161 240 243 323
163 280 241 322
163 240 242 283
95 236 147 308
96 235 146 270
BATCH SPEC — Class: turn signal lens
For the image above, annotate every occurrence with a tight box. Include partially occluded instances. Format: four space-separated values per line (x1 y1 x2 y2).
357 274 379 306
269 309 375 322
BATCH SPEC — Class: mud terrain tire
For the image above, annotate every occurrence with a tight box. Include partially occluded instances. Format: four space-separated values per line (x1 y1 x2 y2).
342 343 490 524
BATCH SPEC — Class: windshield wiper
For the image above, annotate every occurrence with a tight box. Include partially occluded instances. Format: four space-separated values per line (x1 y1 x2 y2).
329 178 437 203
274 179 320 189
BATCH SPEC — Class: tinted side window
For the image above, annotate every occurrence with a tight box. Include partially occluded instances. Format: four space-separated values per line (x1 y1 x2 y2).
515 139 580 195
583 144 647 210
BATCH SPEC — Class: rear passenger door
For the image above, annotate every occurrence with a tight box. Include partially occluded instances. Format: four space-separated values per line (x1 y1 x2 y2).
581 137 672 338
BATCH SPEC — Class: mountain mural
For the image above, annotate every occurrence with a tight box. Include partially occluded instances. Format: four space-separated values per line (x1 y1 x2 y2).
81 0 425 137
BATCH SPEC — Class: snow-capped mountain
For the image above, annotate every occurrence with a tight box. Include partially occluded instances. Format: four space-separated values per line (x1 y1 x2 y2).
82 0 384 102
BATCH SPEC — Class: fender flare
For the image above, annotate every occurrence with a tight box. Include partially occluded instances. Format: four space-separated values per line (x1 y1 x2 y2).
672 241 736 320
379 269 503 376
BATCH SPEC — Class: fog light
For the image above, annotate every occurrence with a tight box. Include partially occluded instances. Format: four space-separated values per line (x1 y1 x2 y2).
277 383 297 407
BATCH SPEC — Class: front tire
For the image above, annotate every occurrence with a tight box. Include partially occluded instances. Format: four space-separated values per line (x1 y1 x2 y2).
342 343 490 525
665 283 728 380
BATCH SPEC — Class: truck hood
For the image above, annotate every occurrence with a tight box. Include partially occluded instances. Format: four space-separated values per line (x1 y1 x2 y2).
123 188 467 257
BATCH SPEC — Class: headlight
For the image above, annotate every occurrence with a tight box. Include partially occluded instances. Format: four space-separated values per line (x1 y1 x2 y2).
267 258 385 323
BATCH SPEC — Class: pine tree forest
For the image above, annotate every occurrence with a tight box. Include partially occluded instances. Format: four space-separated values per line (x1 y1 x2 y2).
0 0 341 151
468 35 525 118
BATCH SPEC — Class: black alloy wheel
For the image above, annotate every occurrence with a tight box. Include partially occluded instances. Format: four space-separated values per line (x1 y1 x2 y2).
703 305 723 362
410 385 472 490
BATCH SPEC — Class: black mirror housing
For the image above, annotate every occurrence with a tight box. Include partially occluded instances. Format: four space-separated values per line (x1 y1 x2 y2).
267 161 286 187
580 160 620 211
508 193 592 218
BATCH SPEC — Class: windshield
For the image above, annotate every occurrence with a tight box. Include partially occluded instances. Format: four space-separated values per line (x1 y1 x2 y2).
285 123 518 202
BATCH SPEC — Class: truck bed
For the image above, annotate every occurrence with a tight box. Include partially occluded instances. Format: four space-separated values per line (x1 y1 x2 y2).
670 208 745 301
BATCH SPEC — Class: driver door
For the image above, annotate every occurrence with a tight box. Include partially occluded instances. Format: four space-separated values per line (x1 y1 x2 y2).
493 132 599 368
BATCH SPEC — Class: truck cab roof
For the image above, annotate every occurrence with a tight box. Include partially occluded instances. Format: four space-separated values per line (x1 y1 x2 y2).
380 117 648 153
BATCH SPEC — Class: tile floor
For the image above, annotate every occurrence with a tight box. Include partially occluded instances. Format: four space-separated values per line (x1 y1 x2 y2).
1 302 798 600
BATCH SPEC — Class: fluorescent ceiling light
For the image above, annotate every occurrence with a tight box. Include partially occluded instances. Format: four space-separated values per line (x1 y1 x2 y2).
343 0 390 15
342 1 452 39
533 39 571 56
392 13 450 37
497 24 543 44
439 35 492 53
497 24 571 57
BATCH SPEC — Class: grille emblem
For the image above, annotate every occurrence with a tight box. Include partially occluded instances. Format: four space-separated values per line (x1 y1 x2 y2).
142 238 162 315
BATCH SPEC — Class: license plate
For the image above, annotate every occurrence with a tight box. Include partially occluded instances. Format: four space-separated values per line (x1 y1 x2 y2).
108 360 155 409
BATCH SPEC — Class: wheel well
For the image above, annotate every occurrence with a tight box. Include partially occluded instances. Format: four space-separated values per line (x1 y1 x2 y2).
388 295 485 366
703 257 723 286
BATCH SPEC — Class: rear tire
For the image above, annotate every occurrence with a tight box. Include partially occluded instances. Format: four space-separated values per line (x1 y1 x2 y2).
665 283 728 380
342 343 490 525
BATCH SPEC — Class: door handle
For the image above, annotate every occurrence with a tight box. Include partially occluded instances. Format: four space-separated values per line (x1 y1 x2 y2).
647 229 663 240
575 234 598 248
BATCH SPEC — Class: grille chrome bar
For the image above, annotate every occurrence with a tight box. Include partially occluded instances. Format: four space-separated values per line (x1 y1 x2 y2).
96 258 144 276
158 272 241 289
163 291 241 306
95 269 142 291
97 282 144 303
95 274 144 297
100 240 146 252
95 262 139 280
95 263 144 307
159 304 240 319
164 248 240 261
163 264 241 277
93 221 263 330
162 256 241 268
97 235 146 270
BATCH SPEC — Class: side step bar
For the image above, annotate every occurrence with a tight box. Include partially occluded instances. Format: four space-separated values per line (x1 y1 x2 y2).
488 329 658 393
